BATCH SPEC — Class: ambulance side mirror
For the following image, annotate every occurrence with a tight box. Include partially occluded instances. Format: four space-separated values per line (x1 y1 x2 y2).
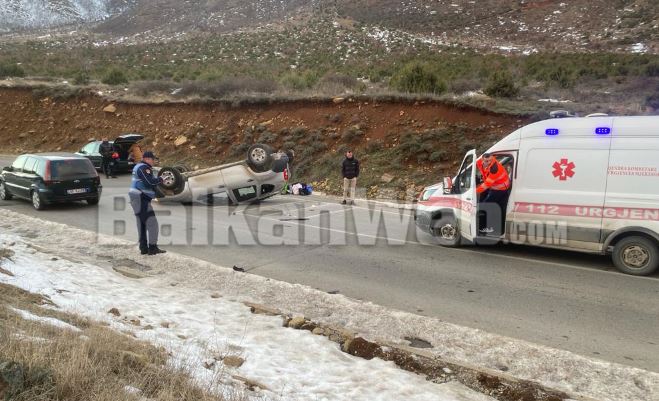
443 177 453 194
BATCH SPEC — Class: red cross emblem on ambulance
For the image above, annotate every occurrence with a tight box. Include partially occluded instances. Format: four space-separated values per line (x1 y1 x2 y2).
552 158 575 181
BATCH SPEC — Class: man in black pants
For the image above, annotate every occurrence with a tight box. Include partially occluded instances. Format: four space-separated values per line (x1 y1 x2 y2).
99 138 117 178
341 150 360 205
128 151 165 255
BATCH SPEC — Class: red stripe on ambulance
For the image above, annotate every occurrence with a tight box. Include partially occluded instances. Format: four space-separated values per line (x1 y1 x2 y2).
514 202 659 221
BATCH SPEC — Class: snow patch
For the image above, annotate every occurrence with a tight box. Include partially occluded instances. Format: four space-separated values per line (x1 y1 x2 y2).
0 233 492 401
9 306 82 332
630 43 648 54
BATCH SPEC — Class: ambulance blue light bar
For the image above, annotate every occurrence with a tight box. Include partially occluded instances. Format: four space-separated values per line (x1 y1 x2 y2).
545 128 559 136
595 127 611 135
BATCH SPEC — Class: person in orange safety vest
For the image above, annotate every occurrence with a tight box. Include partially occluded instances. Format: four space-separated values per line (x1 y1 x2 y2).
476 153 511 235
476 153 510 194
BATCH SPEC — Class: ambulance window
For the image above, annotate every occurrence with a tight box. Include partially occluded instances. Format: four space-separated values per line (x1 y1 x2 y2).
494 154 515 180
454 154 473 194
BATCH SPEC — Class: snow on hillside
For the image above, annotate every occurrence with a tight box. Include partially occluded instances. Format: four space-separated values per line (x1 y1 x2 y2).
0 0 131 32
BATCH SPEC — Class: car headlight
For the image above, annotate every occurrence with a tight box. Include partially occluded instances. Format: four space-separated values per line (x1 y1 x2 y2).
421 188 437 201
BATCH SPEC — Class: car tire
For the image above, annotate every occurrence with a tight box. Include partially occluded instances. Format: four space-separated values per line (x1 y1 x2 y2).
158 167 185 192
247 143 274 172
431 215 462 247
0 181 12 200
612 236 659 276
87 197 100 205
31 191 45 211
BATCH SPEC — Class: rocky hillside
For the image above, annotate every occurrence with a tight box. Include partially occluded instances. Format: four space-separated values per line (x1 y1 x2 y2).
1 0 656 53
0 87 525 198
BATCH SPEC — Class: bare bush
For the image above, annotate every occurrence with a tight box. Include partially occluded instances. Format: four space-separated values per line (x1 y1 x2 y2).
315 73 359 94
177 78 277 99
131 81 178 96
449 78 482 94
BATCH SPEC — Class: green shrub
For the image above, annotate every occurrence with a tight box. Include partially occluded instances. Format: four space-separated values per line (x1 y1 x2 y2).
102 69 129 85
429 151 447 162
73 71 89 85
390 62 446 95
341 126 364 142
0 64 25 78
258 131 277 143
546 66 574 88
280 70 319 90
484 71 519 98
645 62 659 77
646 93 659 110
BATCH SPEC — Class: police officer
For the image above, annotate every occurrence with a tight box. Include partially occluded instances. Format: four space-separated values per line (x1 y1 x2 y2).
129 151 166 255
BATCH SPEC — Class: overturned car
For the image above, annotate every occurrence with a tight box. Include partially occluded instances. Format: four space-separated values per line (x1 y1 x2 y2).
156 144 291 205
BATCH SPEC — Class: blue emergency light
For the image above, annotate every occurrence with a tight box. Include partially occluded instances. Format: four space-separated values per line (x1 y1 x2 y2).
545 128 559 136
595 127 611 135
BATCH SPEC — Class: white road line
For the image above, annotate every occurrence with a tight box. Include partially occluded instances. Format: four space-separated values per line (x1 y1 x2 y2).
244 211 657 279
448 247 658 281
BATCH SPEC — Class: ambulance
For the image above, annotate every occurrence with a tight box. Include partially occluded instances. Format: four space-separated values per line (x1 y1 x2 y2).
415 114 659 276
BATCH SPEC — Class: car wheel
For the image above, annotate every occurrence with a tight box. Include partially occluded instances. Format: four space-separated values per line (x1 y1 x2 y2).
247 143 274 172
431 215 462 247
158 167 185 192
612 236 659 276
0 182 12 200
87 197 100 205
31 191 45 210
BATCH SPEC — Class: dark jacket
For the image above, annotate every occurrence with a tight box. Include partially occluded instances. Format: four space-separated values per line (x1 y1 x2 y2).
342 157 360 179
99 141 114 159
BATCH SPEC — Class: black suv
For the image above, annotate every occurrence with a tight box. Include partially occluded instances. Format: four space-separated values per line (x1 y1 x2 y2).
0 153 102 210
76 134 144 173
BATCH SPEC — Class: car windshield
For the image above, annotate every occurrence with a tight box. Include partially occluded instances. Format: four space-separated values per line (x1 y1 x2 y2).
50 159 96 179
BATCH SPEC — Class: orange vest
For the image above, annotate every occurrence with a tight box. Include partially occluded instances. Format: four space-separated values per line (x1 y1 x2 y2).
476 158 510 194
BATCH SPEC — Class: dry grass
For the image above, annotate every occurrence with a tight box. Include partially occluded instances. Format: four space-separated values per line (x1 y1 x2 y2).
0 283 247 401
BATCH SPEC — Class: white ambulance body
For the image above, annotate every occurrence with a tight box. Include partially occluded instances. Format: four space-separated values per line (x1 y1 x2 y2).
415 115 659 275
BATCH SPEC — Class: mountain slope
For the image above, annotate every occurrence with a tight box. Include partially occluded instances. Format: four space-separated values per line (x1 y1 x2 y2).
0 0 656 53
0 0 133 32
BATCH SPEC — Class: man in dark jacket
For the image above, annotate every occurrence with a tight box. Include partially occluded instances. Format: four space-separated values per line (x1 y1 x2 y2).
128 151 165 255
98 138 116 179
341 150 360 205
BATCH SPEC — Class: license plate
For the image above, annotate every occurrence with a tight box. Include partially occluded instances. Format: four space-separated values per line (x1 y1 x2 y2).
67 188 88 194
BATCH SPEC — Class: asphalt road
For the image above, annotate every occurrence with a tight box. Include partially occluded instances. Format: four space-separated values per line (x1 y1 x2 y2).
1 155 658 372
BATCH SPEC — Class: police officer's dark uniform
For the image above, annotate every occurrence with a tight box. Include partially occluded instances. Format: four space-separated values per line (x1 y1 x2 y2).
129 151 166 255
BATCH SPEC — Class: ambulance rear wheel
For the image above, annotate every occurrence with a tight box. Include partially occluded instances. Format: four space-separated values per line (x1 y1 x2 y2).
432 216 462 247
612 236 659 276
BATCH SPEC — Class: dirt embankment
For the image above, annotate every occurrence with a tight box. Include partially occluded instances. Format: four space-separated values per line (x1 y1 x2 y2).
0 87 525 197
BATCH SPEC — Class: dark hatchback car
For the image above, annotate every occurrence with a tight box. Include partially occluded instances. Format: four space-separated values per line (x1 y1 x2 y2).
76 133 144 173
0 153 102 210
